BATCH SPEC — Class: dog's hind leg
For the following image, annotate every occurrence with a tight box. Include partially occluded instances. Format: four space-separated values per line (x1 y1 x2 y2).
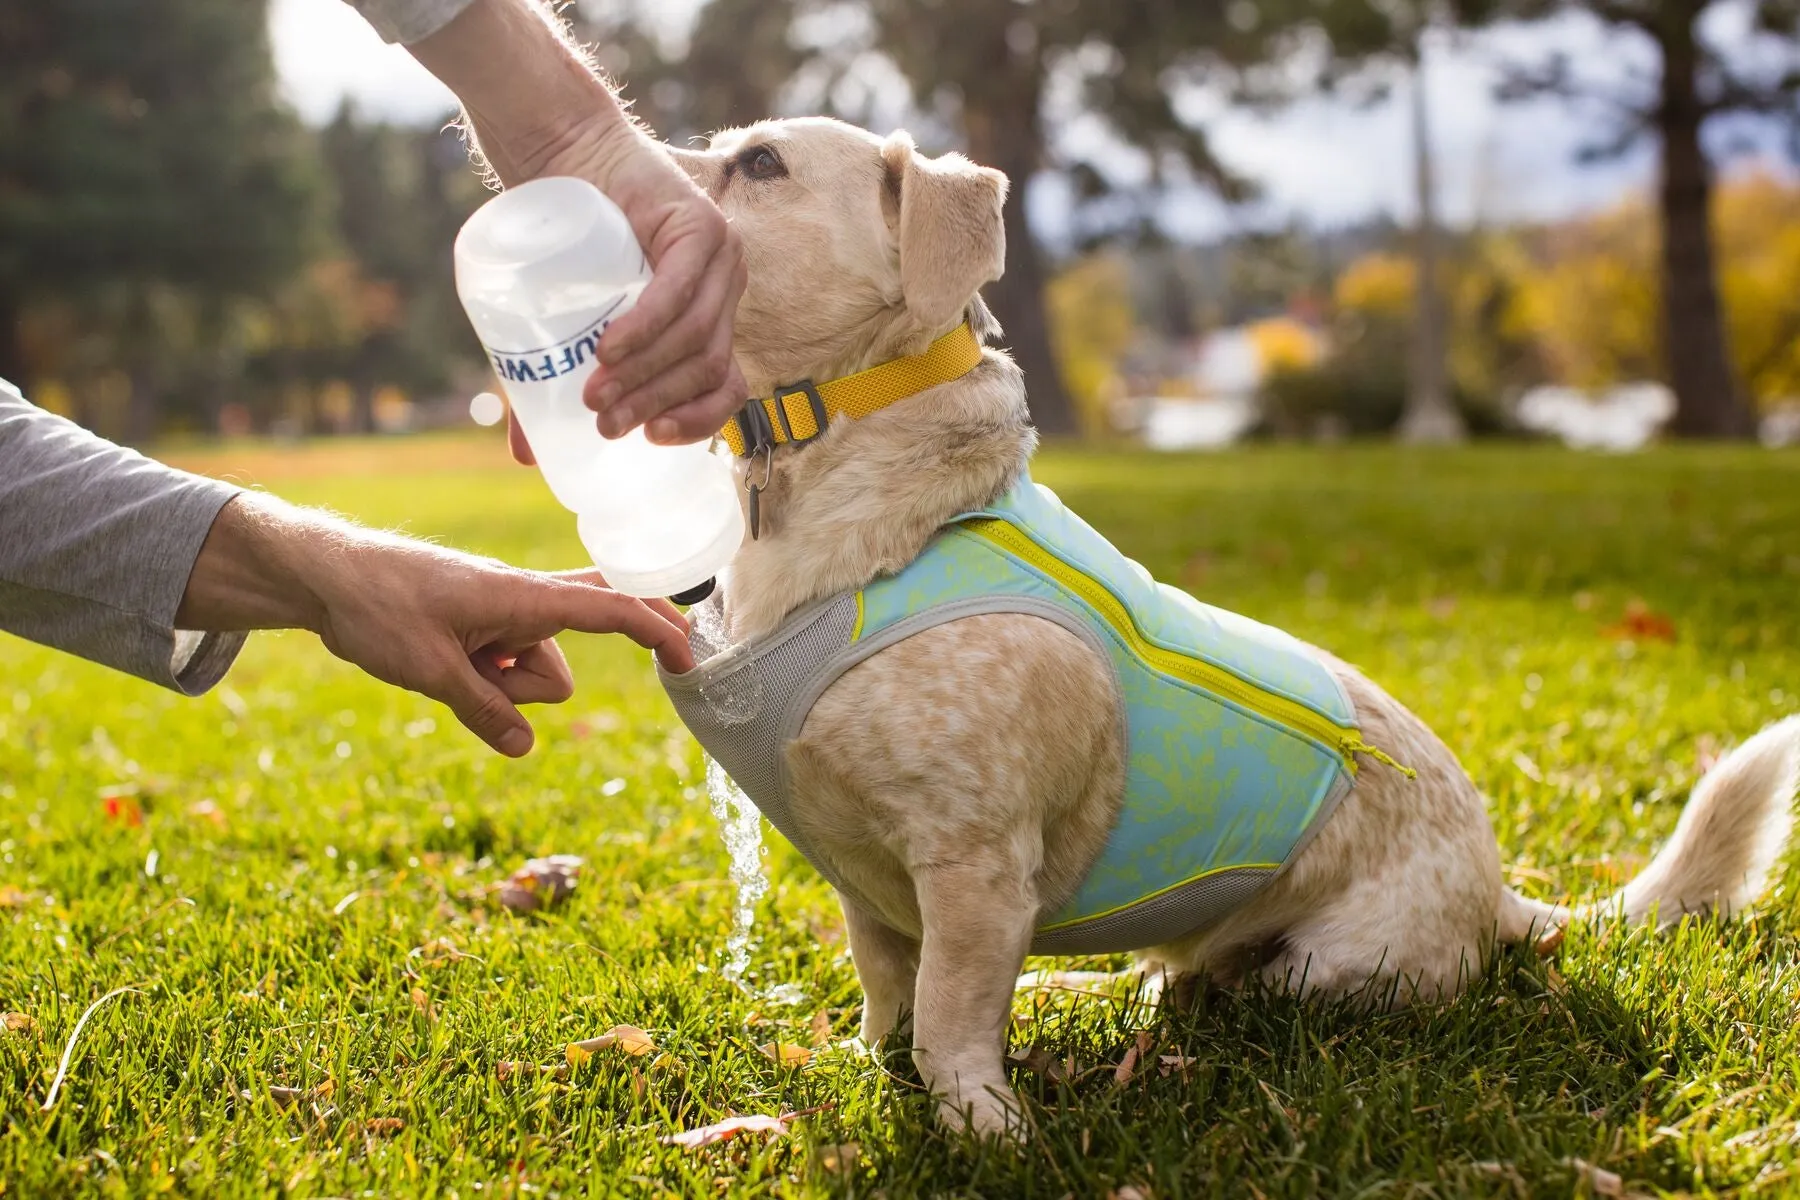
842 897 920 1044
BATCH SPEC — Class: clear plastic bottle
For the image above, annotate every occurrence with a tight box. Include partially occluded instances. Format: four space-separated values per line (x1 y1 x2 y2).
454 176 743 599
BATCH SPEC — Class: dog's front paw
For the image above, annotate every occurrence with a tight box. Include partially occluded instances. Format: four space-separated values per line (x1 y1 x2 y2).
938 1085 1027 1143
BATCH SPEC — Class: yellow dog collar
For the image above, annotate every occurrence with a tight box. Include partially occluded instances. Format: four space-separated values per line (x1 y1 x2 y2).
720 323 985 457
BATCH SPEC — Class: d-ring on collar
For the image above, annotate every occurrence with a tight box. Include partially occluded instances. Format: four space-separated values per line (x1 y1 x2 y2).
719 323 985 457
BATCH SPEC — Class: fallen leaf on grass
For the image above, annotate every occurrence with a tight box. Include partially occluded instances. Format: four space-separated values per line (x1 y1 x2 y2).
2 1012 37 1035
497 855 584 913
1158 1054 1196 1077
1006 1045 1068 1083
1108 1186 1152 1200
409 987 436 1022
758 1042 814 1067
411 937 478 969
266 1082 333 1109
101 792 143 827
1563 1156 1623 1197
1545 965 1569 996
809 1010 832 1046
566 1025 656 1065
817 1142 860 1174
1536 926 1566 957
1600 601 1676 644
1114 1032 1154 1086
0 886 33 909
365 1118 405 1136
659 1105 830 1150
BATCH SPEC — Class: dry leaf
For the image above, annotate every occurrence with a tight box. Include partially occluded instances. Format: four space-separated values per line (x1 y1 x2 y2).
2 1012 36 1034
267 1082 331 1108
1006 1045 1068 1083
759 1041 814 1067
1158 1054 1196 1077
817 1142 860 1174
496 855 584 913
1563 1157 1623 1197
1601 601 1676 644
809 1010 832 1046
659 1105 828 1150
567 1024 656 1064
101 793 143 827
1536 926 1566 957
409 987 436 1021
412 937 475 968
1545 965 1569 996
365 1117 405 1136
1108 1187 1152 1200
1114 1032 1154 1086
0 885 33 909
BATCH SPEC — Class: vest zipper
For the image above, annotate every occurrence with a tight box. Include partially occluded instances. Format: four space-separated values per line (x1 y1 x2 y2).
962 519 1410 779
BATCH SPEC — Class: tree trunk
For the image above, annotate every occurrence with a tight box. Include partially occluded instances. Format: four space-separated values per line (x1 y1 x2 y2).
1658 18 1754 438
963 106 1080 438
1398 42 1464 444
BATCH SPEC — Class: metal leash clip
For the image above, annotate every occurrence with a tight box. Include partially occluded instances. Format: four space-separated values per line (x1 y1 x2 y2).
744 441 773 540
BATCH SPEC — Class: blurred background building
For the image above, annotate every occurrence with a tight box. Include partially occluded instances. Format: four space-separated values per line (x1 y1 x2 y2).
4 0 1800 450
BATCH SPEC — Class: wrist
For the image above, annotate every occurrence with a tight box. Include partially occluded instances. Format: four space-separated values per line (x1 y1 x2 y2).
175 493 331 635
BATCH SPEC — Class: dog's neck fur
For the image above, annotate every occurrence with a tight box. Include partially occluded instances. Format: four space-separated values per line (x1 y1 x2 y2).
723 299 1037 643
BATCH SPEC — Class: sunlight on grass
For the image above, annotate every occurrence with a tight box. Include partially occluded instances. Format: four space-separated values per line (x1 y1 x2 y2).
3 437 1798 1196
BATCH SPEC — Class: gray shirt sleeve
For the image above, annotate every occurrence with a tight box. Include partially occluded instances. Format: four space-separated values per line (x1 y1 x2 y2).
343 0 479 45
0 381 246 695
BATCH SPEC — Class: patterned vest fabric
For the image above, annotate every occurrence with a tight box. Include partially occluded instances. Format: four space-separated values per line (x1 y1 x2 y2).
661 472 1361 955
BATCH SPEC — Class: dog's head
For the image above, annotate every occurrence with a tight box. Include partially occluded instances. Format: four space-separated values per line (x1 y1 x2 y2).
670 118 1009 395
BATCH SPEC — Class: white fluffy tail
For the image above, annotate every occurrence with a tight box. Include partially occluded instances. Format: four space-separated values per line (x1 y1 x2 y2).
1499 716 1800 942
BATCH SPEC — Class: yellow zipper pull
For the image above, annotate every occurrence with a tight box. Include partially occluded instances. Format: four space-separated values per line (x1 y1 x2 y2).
1345 737 1418 780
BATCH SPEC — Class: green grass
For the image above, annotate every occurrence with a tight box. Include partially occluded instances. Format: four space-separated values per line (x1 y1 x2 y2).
3 437 1799 1198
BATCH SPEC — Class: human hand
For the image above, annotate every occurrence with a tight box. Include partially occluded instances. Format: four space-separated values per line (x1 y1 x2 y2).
504 135 746 466
176 495 695 756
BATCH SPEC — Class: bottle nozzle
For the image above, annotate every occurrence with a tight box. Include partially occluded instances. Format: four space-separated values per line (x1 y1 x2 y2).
669 578 716 606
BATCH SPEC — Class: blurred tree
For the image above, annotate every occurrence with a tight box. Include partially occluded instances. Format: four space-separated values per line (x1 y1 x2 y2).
1045 251 1137 435
318 107 487 431
839 0 1336 436
0 0 325 438
1473 0 1800 437
1507 173 1800 410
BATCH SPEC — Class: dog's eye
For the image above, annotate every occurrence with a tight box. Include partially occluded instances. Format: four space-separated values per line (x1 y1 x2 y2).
739 146 786 181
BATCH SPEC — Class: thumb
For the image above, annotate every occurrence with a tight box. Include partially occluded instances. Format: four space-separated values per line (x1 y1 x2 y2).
439 659 535 757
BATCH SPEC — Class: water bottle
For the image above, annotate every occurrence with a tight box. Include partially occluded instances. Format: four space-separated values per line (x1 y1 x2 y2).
454 176 743 601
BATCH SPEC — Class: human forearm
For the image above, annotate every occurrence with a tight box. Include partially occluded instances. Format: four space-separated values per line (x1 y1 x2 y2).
173 492 330 634
405 0 640 188
0 385 245 694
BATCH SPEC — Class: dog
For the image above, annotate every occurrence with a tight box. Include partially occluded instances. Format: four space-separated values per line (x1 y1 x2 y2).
655 117 1800 1137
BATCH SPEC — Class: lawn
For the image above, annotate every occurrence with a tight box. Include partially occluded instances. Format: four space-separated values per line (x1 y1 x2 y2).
3 434 1798 1198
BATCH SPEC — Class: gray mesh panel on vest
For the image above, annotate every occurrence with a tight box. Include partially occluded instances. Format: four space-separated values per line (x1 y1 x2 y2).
661 593 866 903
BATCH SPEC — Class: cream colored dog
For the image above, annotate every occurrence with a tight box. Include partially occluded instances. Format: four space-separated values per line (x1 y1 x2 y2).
664 117 1800 1136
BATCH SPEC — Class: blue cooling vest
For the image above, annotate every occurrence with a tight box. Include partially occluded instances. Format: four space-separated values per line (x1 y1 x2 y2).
660 473 1378 955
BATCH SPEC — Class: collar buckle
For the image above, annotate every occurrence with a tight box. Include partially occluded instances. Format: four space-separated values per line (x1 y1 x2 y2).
772 380 829 446
733 400 776 456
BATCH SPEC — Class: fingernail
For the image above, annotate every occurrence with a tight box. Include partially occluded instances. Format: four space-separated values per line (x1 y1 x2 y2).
647 418 677 443
599 412 628 439
498 727 532 757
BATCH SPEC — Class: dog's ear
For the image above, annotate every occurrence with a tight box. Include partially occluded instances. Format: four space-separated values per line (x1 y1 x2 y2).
881 130 1009 331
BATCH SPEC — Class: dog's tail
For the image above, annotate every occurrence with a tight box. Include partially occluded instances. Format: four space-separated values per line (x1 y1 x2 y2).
1497 716 1800 944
